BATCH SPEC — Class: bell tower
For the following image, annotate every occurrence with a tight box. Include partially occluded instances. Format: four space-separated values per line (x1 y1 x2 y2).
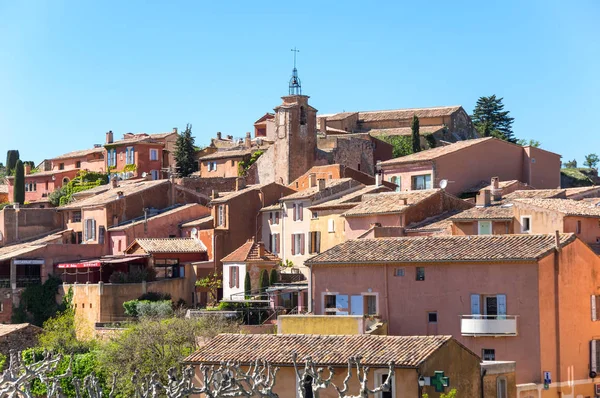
273 48 317 185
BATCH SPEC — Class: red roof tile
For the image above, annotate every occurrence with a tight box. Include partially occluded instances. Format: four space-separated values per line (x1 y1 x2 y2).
221 240 280 263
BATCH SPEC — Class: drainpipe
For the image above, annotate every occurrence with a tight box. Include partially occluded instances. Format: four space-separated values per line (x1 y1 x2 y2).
553 230 562 393
480 368 487 398
384 264 390 333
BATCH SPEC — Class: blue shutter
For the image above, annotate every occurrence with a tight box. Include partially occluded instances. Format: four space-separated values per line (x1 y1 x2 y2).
131 147 135 164
497 294 507 319
470 294 480 316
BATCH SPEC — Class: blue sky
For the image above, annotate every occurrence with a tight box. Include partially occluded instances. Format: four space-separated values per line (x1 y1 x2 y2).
1 0 598 165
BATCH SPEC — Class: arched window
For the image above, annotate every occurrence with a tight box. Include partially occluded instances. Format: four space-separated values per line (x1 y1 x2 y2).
62 177 70 186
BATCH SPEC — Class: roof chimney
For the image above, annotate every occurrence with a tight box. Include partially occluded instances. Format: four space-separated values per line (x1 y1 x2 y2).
476 189 492 207
257 241 265 258
23 163 31 175
173 127 178 134
217 132 222 140
309 173 317 188
236 177 246 191
212 189 219 199
491 177 502 201
227 135 233 140
245 132 252 149
106 130 114 144
318 179 326 191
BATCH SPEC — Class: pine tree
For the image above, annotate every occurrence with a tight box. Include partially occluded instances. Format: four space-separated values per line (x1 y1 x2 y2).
471 95 516 143
6 150 19 175
174 124 197 177
411 115 421 153
13 160 25 204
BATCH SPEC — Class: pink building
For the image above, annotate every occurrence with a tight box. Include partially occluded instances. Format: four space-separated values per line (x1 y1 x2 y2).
306 233 600 397
380 138 561 196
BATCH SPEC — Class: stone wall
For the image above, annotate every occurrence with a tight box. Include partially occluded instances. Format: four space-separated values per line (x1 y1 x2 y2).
0 208 62 247
176 177 238 198
0 324 42 356
247 146 275 185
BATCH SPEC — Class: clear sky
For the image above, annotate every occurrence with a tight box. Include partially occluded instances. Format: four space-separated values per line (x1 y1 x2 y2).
1 0 598 165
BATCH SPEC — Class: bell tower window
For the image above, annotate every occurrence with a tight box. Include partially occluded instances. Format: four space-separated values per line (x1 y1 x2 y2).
300 106 307 126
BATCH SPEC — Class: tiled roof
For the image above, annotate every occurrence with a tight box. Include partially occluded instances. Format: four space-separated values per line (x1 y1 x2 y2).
6 169 80 179
0 230 70 261
343 190 440 217
358 106 462 122
583 198 600 206
184 334 455 368
0 323 41 337
0 185 8 194
309 185 391 211
281 178 360 201
210 184 263 204
260 203 283 212
108 204 201 231
325 112 359 121
198 148 253 161
108 132 175 146
367 126 446 138
379 137 493 166
133 238 207 253
512 198 600 217
463 180 523 194
59 180 168 209
404 211 460 235
306 234 576 265
52 147 104 160
221 240 280 263
180 215 214 228
564 186 600 198
450 206 514 221
504 189 566 200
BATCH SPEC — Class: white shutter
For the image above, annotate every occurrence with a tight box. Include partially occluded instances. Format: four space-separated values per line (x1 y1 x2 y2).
92 220 96 241
592 295 597 321
83 220 88 242
497 294 507 318
592 340 598 373
471 294 481 316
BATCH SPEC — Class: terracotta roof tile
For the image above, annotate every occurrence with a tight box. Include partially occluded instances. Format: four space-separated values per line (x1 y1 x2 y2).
108 204 202 231
309 185 391 211
108 132 175 146
358 106 462 122
184 334 454 368
180 215 214 228
210 184 264 204
404 211 460 234
60 180 168 209
0 323 42 337
512 198 600 217
504 189 566 200
367 126 446 138
306 234 576 265
133 238 207 253
281 178 360 201
343 190 440 217
449 206 514 221
564 186 600 198
221 240 280 263
379 137 493 166
198 148 254 161
51 147 104 160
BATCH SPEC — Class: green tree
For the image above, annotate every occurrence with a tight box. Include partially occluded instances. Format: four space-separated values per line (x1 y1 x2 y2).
6 150 19 175
174 123 197 177
195 272 222 306
411 115 421 153
423 389 457 398
269 268 278 286
259 269 269 298
244 271 252 299
471 95 516 143
584 153 599 169
564 159 578 168
516 138 541 148
379 135 413 158
13 160 25 204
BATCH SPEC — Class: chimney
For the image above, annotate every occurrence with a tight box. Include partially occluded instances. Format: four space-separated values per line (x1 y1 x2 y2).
212 189 219 199
227 135 233 140
375 173 381 187
116 191 124 199
106 130 114 144
555 230 562 252
309 173 317 188
111 177 118 189
216 132 222 140
173 127 178 134
318 179 326 191
24 163 31 175
491 177 502 201
245 132 252 149
257 241 265 258
476 189 492 207
318 116 328 134
236 177 246 191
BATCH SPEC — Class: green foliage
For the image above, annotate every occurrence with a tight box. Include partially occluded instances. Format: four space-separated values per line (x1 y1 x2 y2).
561 168 597 187
244 271 252 299
108 267 156 283
0 352 6 372
174 123 197 177
238 150 264 176
196 272 222 305
423 388 457 398
379 135 413 158
564 159 578 169
138 291 171 301
12 275 65 326
584 153 599 169
123 300 173 318
123 163 137 172
13 160 25 204
259 269 269 298
471 95 516 143
269 268 278 285
424 134 436 149
49 170 109 207
6 150 19 175
411 115 421 153
516 138 541 148
278 259 294 268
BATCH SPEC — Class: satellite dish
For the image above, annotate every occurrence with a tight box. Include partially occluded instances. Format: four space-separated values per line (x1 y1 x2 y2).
191 228 198 239
439 179 448 189
142 172 148 178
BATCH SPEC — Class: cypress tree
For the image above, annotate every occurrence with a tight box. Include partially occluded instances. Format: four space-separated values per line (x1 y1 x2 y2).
6 150 19 175
269 268 278 286
174 124 197 177
259 269 269 299
13 160 25 204
411 115 421 153
244 272 251 299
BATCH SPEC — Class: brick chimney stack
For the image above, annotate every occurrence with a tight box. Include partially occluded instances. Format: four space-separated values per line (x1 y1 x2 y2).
318 179 326 191
236 177 246 191
106 130 114 144
491 177 502 201
257 241 265 258
309 173 317 188
245 132 252 149
476 189 492 207
23 164 31 175
216 132 222 140
173 127 178 134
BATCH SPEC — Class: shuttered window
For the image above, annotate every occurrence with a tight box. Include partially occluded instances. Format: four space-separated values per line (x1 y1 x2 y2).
309 231 321 254
592 295 600 321
591 340 600 375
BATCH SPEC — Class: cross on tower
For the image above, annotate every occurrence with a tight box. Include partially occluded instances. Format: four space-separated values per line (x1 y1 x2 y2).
291 47 300 69
289 46 302 95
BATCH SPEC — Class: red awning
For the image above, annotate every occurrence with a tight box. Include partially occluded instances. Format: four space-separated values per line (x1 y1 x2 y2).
57 261 101 269
101 255 148 264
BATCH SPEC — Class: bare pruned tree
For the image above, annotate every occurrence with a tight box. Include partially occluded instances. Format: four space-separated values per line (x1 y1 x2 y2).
331 356 395 398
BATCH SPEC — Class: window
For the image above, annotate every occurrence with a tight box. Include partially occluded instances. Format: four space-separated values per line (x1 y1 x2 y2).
269 211 280 225
390 176 401 192
478 221 492 235
230 160 234 167
497 377 507 398
229 266 239 288
394 268 405 277
416 267 425 281
482 349 496 361
309 231 321 254
324 295 336 310
591 295 600 321
328 219 335 233
428 312 438 323
150 148 158 161
365 295 377 315
411 174 432 190
59 163 65 170
151 170 159 180
521 216 531 233
84 219 96 241
207 161 217 171
293 203 303 221
311 211 318 219
72 211 82 223
98 226 105 245
217 205 225 226
117 240 122 252
472 294 507 318
576 220 582 234
301 375 313 398
324 294 348 315
375 369 394 398
591 340 600 375
292 233 305 255
76 161 81 168
300 106 307 126
270 233 280 254
126 147 135 164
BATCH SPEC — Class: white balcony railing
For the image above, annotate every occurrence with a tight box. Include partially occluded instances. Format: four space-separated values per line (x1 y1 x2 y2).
461 315 518 336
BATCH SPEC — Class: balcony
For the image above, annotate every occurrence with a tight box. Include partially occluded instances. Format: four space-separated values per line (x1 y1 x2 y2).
461 315 518 336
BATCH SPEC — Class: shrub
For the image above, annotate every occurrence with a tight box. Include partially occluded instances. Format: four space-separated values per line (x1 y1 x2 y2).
137 300 173 318
138 291 171 301
269 268 278 285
